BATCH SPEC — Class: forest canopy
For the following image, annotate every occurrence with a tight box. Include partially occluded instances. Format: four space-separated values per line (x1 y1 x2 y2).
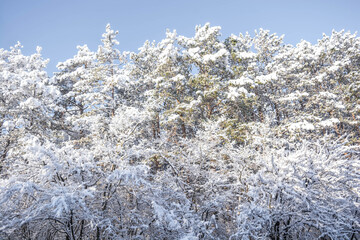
0 23 359 239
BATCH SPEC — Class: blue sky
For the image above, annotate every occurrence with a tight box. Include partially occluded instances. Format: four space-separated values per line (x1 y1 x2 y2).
1 0 359 75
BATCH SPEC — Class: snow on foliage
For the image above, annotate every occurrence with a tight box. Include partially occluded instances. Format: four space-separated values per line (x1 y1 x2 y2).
0 24 359 239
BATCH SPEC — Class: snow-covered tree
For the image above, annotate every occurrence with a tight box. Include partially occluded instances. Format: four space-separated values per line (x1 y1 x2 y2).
1 24 360 240
96 23 128 118
0 43 60 173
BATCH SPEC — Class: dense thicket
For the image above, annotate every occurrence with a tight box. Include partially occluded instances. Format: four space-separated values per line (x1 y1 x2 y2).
0 23 359 239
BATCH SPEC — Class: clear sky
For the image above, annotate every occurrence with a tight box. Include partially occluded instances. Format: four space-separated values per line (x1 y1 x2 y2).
1 0 359 75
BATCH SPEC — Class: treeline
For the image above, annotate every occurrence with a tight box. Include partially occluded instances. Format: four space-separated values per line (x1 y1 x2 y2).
0 23 359 239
